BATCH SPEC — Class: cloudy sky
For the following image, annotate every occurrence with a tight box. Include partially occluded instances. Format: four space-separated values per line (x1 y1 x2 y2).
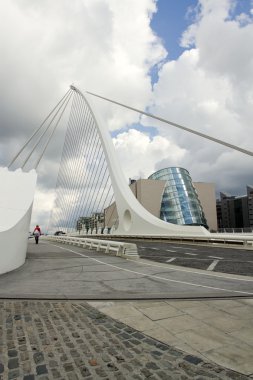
0 0 253 231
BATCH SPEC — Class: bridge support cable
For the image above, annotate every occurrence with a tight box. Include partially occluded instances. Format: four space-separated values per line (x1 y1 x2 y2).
51 92 86 231
8 89 72 170
64 96 90 230
68 119 101 228
69 146 106 231
86 91 253 158
66 97 104 231
69 135 109 229
49 89 114 233
68 91 114 231
34 92 73 169
22 91 73 170
83 173 111 230
83 157 108 219
55 93 88 230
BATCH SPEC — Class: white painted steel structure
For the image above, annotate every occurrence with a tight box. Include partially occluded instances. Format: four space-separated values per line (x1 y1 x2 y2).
0 167 37 274
73 86 210 237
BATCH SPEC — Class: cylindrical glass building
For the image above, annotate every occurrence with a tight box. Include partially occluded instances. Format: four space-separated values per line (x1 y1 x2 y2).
149 167 208 227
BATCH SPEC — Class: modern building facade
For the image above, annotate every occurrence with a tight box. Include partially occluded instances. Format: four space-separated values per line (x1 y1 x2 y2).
77 213 104 232
104 179 166 230
248 186 253 228
217 185 253 230
148 167 208 228
104 167 217 231
216 199 222 229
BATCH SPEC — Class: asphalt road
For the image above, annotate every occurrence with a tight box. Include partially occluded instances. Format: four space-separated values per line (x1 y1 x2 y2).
128 241 253 277
0 240 252 299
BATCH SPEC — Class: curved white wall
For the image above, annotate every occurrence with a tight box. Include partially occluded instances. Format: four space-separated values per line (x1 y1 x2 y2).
0 167 37 275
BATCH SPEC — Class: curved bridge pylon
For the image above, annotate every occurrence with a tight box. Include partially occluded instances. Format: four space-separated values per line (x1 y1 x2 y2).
68 86 209 237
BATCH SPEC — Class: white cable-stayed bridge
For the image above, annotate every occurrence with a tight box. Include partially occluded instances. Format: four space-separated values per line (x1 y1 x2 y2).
1 85 253 275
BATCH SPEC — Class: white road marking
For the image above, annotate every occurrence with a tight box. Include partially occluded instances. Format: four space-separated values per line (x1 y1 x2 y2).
209 256 223 260
137 257 253 281
207 260 220 271
166 249 176 252
166 257 176 263
169 246 197 251
50 243 253 295
152 247 159 250
184 253 198 256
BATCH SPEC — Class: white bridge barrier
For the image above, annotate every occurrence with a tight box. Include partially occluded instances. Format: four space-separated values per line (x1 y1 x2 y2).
0 168 37 275
46 235 139 259
106 234 253 248
69 231 253 249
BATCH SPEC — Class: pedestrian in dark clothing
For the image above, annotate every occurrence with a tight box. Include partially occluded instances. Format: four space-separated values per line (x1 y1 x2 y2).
33 225 41 244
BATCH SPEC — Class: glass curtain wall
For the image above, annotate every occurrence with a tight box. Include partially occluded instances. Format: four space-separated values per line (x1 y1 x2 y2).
149 167 208 227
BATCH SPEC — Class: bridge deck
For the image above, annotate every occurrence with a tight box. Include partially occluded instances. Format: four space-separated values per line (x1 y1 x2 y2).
0 240 252 299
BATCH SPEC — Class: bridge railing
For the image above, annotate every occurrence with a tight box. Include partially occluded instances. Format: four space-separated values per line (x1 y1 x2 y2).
71 232 253 249
45 235 139 259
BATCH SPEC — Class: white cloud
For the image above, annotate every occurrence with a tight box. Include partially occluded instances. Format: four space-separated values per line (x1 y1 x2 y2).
144 0 253 196
31 188 56 232
181 0 253 85
113 129 185 180
0 0 166 145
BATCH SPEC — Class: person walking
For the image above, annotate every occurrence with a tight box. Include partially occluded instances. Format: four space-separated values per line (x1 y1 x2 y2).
33 225 41 244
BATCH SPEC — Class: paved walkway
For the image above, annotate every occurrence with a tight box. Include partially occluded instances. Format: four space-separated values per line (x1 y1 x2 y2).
88 298 253 377
0 240 253 378
0 300 251 379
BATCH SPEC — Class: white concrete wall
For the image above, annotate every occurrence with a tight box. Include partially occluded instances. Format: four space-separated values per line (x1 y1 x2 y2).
0 168 37 275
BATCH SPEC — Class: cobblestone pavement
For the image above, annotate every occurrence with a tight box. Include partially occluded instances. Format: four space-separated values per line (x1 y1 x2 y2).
0 300 250 380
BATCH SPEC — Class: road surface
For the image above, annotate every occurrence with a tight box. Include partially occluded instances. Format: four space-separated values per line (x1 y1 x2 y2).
0 240 252 299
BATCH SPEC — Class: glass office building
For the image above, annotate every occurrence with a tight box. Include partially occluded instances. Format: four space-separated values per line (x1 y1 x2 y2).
149 167 207 227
